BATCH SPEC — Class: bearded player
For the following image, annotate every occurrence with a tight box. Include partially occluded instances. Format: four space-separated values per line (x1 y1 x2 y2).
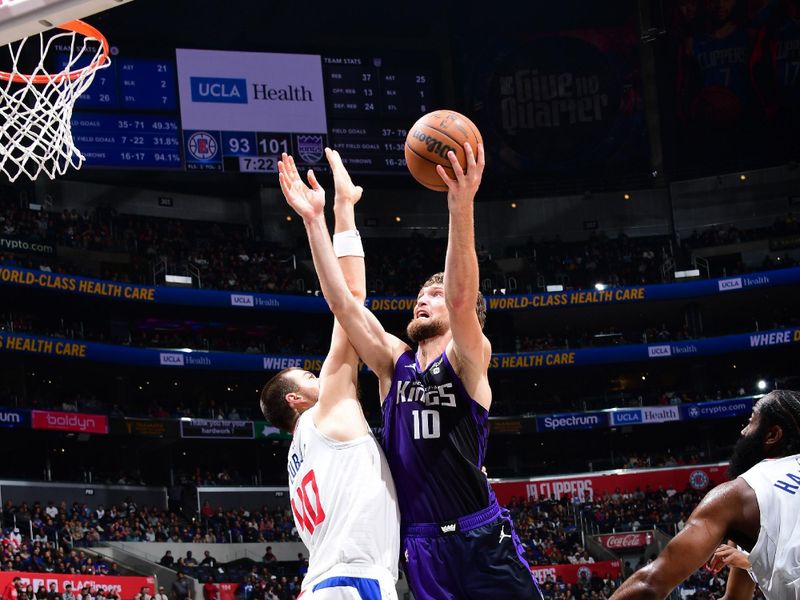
280 142 541 600
262 149 399 599
611 389 800 600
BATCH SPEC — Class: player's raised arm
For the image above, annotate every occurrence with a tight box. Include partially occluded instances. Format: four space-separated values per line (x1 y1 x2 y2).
278 154 397 390
437 143 491 385
610 479 754 600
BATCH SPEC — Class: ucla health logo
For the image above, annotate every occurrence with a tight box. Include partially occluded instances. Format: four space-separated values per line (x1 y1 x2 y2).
159 352 185 366
647 345 672 358
230 294 255 307
718 277 743 291
190 77 248 104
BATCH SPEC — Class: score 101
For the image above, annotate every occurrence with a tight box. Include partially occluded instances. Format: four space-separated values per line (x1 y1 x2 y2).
222 132 292 157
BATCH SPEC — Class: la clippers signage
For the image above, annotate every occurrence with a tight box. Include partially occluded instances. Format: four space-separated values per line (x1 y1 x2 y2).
530 560 621 585
491 464 727 505
595 532 653 550
31 410 108 435
0 572 154 597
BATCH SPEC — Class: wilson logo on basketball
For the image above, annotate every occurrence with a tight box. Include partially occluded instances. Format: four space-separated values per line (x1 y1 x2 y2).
410 129 456 159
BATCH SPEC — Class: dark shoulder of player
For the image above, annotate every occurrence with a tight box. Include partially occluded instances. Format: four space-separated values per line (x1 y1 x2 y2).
710 478 760 551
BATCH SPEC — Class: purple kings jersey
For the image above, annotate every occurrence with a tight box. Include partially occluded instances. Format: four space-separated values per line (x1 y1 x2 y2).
382 349 494 524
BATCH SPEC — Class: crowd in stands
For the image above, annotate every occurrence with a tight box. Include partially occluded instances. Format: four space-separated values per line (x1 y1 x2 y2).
0 530 118 575
2 578 123 600
1 195 799 297
1 499 301 547
0 474 770 600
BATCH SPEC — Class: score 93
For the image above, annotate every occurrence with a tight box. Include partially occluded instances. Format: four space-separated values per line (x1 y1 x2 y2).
223 132 291 157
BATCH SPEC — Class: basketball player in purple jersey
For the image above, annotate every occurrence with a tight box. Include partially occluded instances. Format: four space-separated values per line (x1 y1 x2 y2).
280 142 541 600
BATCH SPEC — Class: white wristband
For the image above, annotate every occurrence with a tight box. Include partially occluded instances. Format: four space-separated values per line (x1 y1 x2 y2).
333 229 364 258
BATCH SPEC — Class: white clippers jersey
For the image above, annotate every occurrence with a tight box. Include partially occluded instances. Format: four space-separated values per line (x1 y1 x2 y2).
287 409 400 590
739 454 800 599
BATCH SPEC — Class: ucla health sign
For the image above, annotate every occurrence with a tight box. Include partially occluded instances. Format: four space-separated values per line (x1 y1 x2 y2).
609 406 681 426
175 49 327 133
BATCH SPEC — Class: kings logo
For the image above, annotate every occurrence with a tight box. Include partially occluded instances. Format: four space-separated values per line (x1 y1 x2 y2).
297 135 324 163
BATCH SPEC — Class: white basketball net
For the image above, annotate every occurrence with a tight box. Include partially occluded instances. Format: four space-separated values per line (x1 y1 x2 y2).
0 25 109 182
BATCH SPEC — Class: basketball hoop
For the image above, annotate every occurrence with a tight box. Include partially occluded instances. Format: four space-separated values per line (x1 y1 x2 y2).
0 19 110 182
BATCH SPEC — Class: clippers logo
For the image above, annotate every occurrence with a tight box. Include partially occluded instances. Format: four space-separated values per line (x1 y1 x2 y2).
187 132 218 161
689 470 711 490
648 345 672 358
159 353 185 366
190 77 247 104
718 278 743 291
230 294 255 307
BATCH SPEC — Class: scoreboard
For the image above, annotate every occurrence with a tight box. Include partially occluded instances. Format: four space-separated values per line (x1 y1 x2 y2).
69 46 437 176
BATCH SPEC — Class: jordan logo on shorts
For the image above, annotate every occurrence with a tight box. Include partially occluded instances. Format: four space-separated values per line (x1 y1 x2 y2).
499 525 511 544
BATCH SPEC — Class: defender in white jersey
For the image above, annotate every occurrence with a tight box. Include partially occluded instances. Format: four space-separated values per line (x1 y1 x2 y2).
261 150 400 599
611 390 800 600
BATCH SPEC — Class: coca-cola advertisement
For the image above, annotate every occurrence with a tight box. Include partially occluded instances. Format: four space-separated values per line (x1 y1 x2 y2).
530 560 621 585
491 463 728 505
0 572 154 600
595 532 653 550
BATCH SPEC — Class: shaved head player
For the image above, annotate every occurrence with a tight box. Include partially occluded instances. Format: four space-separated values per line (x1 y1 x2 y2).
280 142 541 600
611 390 800 600
262 150 399 599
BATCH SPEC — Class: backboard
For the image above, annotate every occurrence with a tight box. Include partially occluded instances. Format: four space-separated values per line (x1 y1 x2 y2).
0 0 133 46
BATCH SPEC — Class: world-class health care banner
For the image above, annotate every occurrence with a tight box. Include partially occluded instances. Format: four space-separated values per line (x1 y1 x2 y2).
0 326 796 374
0 265 797 314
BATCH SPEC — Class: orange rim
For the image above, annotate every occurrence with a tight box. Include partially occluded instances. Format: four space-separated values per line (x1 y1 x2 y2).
0 19 110 84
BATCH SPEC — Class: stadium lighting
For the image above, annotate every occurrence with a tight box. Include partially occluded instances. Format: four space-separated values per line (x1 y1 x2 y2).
674 269 701 279
757 380 768 391
511 202 517 208
546 285 564 292
165 274 192 285
595 283 607 291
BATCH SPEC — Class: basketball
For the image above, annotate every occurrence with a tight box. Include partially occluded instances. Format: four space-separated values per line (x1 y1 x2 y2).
404 110 483 192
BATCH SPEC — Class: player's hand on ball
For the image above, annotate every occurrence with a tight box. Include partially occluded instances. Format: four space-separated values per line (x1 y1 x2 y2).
278 153 325 222
436 142 485 207
325 148 363 206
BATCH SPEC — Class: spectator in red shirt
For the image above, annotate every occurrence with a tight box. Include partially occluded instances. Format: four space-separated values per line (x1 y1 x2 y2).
201 578 217 600
3 577 20 600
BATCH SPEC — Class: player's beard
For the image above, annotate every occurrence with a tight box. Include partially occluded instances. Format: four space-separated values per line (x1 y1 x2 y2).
728 423 769 478
407 316 448 342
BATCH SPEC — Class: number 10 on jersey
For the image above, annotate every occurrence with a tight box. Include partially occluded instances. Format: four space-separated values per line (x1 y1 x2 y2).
412 409 440 439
